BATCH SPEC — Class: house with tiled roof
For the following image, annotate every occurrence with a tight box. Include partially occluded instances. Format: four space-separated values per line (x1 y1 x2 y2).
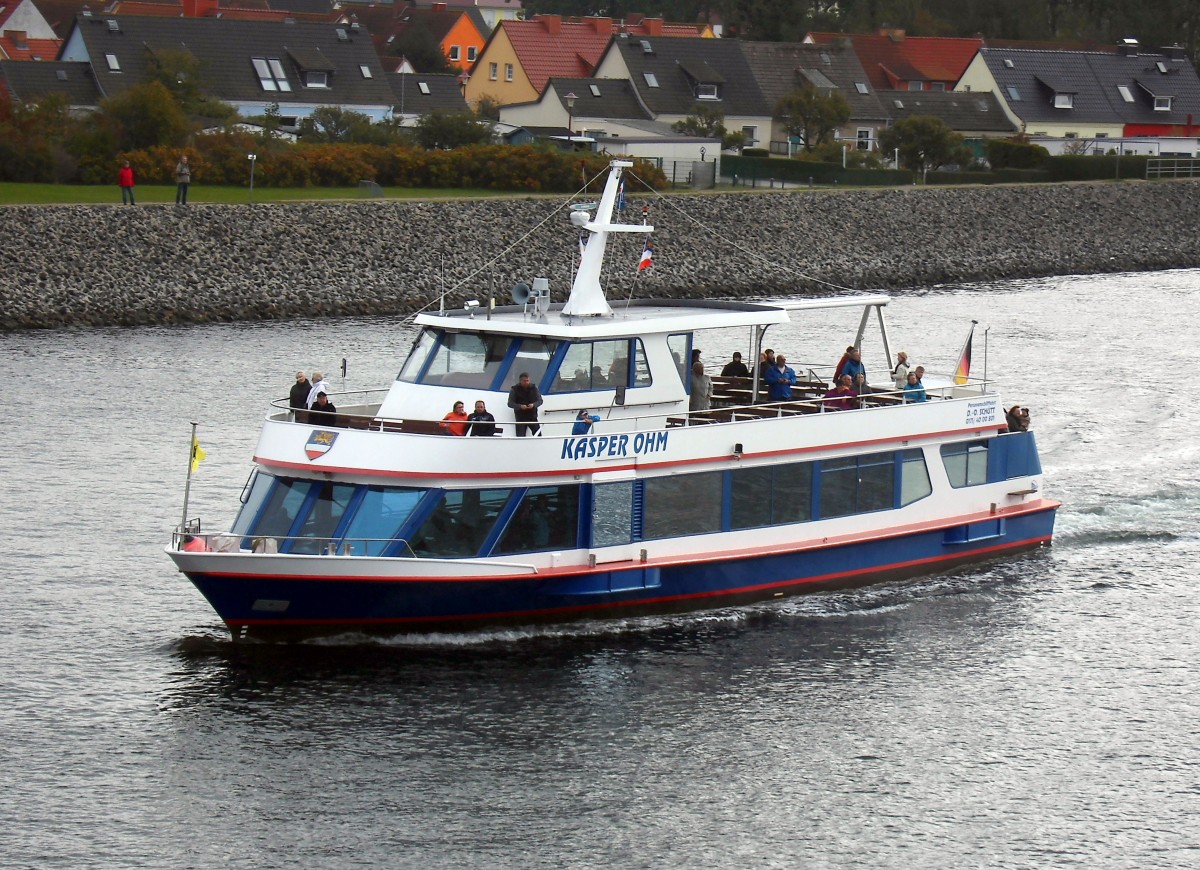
593 35 770 146
883 89 1017 152
739 41 889 152
388 70 468 123
806 29 982 93
956 41 1200 141
0 59 100 108
355 2 486 73
617 13 713 39
465 15 614 109
498 76 653 137
0 0 62 59
410 0 521 33
58 14 395 127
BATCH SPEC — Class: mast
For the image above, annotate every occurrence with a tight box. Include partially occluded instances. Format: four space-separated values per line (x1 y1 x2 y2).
562 160 654 317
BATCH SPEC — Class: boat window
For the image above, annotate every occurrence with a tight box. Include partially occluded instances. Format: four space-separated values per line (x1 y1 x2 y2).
511 338 557 390
604 339 651 389
819 452 895 518
730 461 813 529
493 484 580 554
398 328 439 382
289 482 357 554
250 477 315 538
551 339 629 392
340 486 424 556
410 488 512 558
644 471 722 539
419 332 514 389
667 333 690 386
232 471 276 535
592 480 634 547
941 441 989 488
900 448 932 505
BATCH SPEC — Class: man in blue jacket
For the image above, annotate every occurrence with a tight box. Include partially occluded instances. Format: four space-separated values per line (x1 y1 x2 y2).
764 353 796 401
842 347 867 387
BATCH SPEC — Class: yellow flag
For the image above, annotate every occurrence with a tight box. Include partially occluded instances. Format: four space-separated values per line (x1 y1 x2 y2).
190 436 207 474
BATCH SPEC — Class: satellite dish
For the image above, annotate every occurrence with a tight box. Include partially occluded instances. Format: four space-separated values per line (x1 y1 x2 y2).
511 282 531 305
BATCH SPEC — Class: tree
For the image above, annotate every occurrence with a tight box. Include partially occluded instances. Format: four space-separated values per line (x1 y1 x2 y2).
98 80 192 151
671 103 746 151
773 85 851 151
298 107 377 143
390 24 454 74
878 115 972 173
412 110 493 149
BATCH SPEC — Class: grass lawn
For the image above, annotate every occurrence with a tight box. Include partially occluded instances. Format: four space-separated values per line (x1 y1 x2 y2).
0 183 528 205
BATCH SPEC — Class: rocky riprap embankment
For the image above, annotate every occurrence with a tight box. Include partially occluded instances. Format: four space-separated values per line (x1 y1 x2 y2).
2 180 1199 330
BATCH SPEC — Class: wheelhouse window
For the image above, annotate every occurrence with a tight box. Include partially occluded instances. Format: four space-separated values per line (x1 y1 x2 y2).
246 476 313 539
552 339 647 393
667 333 690 386
402 330 515 389
341 486 423 555
289 482 357 554
942 441 989 487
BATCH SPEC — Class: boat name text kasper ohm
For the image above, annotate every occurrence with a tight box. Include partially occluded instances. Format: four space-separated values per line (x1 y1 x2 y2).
561 431 670 461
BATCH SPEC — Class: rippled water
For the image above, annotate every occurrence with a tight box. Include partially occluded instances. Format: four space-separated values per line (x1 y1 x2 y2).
2 272 1199 868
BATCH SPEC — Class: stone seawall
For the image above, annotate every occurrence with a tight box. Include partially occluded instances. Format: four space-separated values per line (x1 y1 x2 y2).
2 180 1198 331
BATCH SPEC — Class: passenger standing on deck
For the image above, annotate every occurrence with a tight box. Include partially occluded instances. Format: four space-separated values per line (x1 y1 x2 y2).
467 400 498 436
309 391 338 425
690 362 713 411
833 345 855 380
508 372 543 436
765 354 796 401
118 160 136 205
891 351 910 390
289 371 311 422
721 352 750 378
439 401 469 435
307 371 330 408
842 347 866 386
174 154 191 205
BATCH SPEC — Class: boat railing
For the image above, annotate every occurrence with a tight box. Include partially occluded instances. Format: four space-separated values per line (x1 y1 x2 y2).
266 376 993 438
174 529 420 557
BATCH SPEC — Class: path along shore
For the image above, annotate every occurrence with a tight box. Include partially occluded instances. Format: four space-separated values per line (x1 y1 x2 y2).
2 180 1198 331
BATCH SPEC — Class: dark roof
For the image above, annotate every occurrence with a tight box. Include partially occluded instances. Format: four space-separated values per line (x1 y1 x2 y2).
739 41 889 123
885 90 1017 134
548 76 653 121
387 71 468 114
60 14 394 108
605 35 769 116
980 46 1200 126
0 60 102 107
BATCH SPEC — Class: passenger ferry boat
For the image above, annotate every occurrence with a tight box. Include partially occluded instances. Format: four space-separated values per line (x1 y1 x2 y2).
167 160 1058 641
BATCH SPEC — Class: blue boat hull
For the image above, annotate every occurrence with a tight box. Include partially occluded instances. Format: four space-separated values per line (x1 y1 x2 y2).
183 506 1058 640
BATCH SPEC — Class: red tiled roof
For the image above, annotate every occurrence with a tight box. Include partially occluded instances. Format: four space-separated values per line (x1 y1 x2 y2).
502 16 612 93
808 31 982 91
0 36 62 60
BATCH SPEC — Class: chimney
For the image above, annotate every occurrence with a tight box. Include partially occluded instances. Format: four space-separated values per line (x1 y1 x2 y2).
878 28 905 42
1162 44 1186 61
1120 37 1139 57
539 15 561 36
643 17 663 37
588 16 612 35
432 2 447 12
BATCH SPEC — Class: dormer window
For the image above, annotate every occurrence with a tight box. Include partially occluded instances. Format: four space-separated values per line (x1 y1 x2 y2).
1054 93 1073 109
1155 95 1172 111
304 71 328 88
253 57 291 92
696 83 718 100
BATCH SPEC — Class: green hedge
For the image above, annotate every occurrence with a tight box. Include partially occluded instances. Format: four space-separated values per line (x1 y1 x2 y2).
91 138 669 192
1045 153 1150 181
722 155 911 187
926 168 1051 185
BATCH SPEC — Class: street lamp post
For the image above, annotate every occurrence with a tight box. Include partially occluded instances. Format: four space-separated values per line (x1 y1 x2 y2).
564 92 577 149
247 153 257 204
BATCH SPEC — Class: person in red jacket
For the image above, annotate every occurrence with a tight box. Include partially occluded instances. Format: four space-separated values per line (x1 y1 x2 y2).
118 160 136 205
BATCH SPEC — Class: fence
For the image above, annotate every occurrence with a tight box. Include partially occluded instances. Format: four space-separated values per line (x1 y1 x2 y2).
1146 158 1200 179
